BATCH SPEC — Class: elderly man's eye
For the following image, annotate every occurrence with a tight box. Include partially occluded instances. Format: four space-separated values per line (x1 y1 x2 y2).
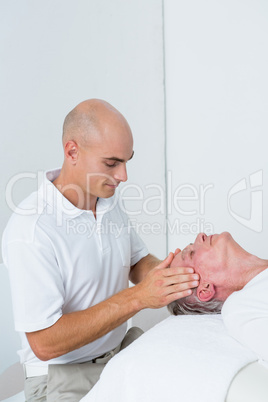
190 251 195 259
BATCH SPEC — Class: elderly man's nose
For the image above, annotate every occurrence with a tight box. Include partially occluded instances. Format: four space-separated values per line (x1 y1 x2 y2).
196 233 207 244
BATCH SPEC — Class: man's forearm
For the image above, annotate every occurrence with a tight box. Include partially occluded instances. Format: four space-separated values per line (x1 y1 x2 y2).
26 285 142 361
27 254 198 361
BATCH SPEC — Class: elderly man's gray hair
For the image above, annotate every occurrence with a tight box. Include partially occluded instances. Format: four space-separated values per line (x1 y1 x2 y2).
168 290 223 315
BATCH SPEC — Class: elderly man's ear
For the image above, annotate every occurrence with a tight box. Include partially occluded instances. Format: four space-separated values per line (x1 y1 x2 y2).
197 282 216 302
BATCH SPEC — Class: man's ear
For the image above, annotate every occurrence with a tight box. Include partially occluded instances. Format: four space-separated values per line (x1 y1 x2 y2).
65 141 78 164
197 282 216 302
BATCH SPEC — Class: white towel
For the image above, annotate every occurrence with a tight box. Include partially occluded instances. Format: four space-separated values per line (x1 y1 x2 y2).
81 315 257 402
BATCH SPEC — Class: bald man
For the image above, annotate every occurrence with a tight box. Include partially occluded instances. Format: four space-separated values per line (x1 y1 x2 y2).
2 99 198 401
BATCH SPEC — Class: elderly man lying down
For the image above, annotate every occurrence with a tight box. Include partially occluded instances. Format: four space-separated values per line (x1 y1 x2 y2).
81 232 268 402
168 232 268 362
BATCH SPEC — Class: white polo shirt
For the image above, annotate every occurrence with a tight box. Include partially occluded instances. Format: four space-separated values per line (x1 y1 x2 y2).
2 169 148 367
222 268 268 363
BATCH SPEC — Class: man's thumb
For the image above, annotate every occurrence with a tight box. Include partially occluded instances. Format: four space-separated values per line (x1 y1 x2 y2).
158 252 174 269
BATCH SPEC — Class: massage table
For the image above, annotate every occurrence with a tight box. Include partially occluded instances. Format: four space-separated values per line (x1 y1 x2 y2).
81 315 268 402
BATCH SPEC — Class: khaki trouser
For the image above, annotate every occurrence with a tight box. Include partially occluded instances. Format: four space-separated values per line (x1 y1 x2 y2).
24 327 143 402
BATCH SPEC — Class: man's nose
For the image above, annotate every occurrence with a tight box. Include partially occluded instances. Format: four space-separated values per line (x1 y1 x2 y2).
114 163 128 182
196 232 206 245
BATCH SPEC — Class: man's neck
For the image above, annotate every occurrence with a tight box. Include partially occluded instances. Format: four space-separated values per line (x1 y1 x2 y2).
234 253 268 289
52 167 97 213
242 255 268 286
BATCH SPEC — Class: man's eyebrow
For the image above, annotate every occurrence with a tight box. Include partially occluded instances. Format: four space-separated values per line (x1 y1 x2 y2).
181 243 193 261
103 151 134 163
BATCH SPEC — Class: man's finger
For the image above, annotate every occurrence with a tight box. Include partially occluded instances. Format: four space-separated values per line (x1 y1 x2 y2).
165 289 193 304
156 252 174 269
167 280 199 294
163 266 195 276
164 274 199 286
174 248 181 256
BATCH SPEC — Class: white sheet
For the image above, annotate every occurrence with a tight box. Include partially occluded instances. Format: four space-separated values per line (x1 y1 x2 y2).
81 315 257 402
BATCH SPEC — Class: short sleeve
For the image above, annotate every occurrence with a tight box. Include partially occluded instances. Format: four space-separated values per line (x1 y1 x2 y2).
3 228 64 332
129 225 149 267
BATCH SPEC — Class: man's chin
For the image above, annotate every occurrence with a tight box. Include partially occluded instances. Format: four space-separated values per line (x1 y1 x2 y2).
101 184 118 198
220 231 232 239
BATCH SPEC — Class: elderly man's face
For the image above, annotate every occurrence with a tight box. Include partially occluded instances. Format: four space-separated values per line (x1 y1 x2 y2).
171 232 235 301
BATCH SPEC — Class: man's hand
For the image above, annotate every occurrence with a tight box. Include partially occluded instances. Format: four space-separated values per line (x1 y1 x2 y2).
134 253 199 310
174 248 181 256
26 252 198 361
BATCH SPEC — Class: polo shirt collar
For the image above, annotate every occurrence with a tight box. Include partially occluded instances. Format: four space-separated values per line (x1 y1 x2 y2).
38 168 116 219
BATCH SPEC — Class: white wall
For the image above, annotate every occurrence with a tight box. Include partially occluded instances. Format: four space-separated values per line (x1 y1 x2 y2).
0 0 166 256
0 0 167 336
164 0 268 256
